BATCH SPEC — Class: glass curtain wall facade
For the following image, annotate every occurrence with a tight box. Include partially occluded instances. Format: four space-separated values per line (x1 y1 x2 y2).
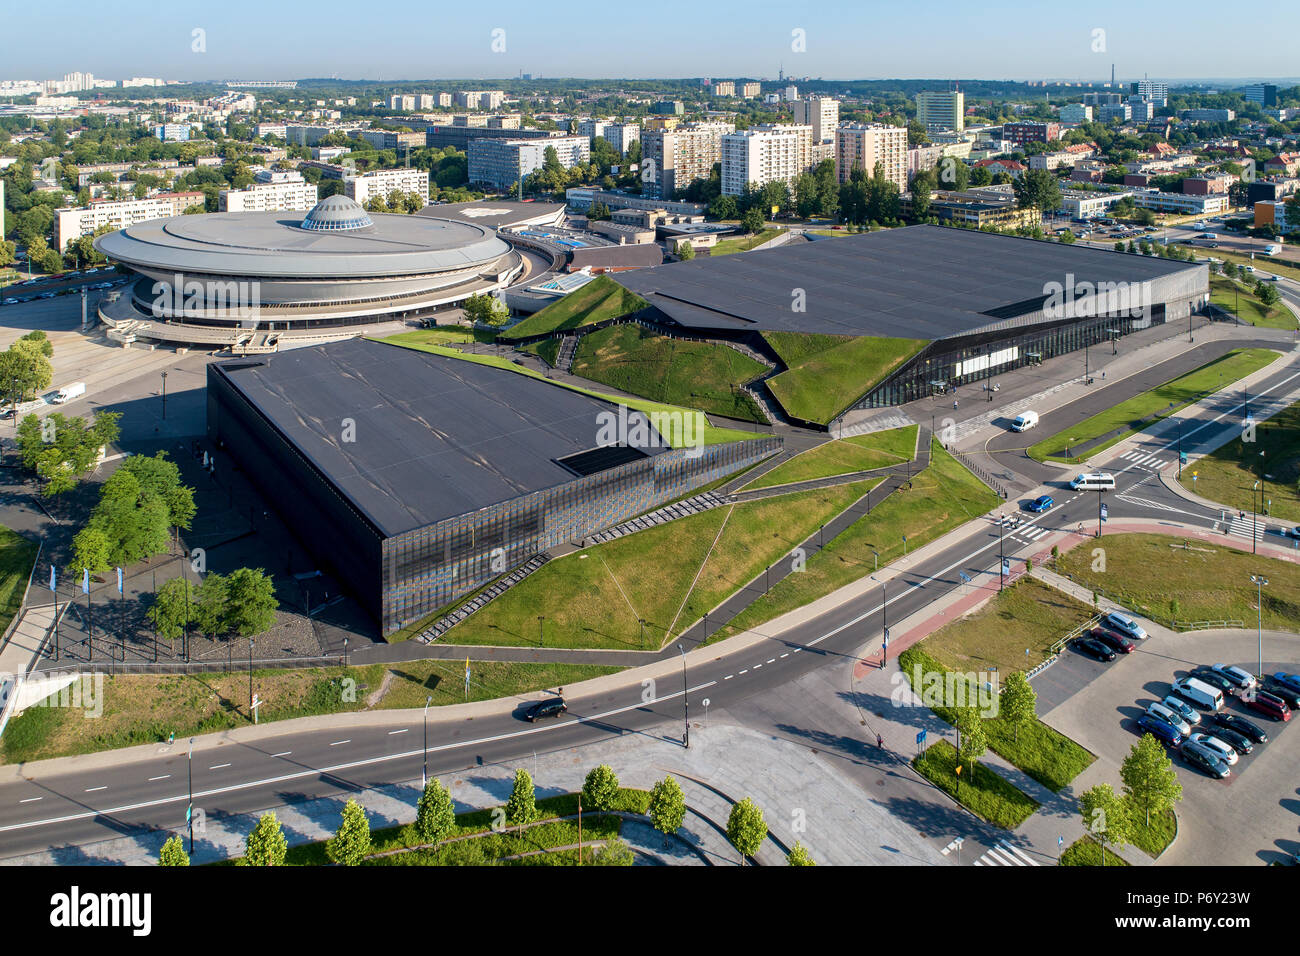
380 436 780 634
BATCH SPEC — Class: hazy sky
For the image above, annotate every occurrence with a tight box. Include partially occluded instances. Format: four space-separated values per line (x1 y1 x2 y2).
4 0 1298 83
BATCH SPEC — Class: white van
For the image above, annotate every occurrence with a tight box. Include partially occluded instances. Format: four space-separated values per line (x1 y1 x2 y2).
52 381 86 404
1011 411 1039 432
1263 244 1281 255
1070 472 1116 491
1173 676 1224 713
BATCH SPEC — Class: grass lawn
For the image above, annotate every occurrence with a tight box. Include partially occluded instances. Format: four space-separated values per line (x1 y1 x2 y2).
1060 836 1130 866
1057 532 1300 630
900 645 1096 793
921 576 1096 676
440 480 880 651
1179 397 1300 523
719 441 1000 640
225 788 652 866
518 337 561 367
382 327 497 348
571 324 767 423
1027 348 1280 462
373 335 757 445
763 332 927 425
1208 275 1293 328
1130 807 1177 858
913 740 1039 829
0 526 38 638
744 426 918 490
499 275 648 339
1209 248 1300 284
1 659 619 764
710 228 783 256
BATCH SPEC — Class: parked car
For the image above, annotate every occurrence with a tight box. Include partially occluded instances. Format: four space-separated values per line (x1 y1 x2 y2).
1162 695 1201 728
1073 637 1116 662
1104 611 1148 642
1091 627 1135 654
1190 668 1239 696
1269 672 1300 696
1180 740 1232 779
1284 526 1300 540
1025 495 1054 513
1135 713 1184 746
1211 663 1257 691
524 697 567 722
1188 733 1239 765
1244 690 1292 722
1172 676 1224 712
1 297 17 305
1260 676 1300 709
1207 725 1253 755
1146 701 1192 736
37 291 55 299
1209 712 1267 743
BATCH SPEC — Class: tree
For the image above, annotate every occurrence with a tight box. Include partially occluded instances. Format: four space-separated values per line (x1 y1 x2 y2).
147 576 192 643
1012 169 1062 217
647 775 686 844
676 240 695 261
71 526 112 575
1114 240 1125 252
415 778 456 845
505 768 537 826
726 797 766 864
707 194 738 221
910 169 934 220
955 705 988 777
326 798 372 866
242 811 287 866
591 836 635 866
1000 671 1037 741
581 764 620 812
462 291 509 327
787 841 817 866
222 567 278 636
192 572 228 639
158 835 189 866
1257 281 1280 307
1078 783 1133 866
1120 734 1182 828
741 207 765 235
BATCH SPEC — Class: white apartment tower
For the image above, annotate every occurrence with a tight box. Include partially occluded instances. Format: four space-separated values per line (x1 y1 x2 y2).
790 97 840 144
915 90 966 132
835 124 908 188
721 125 811 196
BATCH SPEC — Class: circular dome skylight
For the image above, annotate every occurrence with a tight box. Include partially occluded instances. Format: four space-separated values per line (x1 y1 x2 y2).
300 195 374 231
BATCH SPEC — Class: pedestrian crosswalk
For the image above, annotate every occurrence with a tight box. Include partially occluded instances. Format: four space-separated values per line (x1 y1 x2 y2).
973 839 1040 866
1118 449 1171 471
1013 525 1052 543
1224 514 1265 542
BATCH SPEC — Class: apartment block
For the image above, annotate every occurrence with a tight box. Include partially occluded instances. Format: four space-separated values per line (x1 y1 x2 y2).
915 91 965 132
1127 96 1155 122
56 192 205 253
467 137 589 190
456 90 506 110
358 129 425 151
154 123 190 142
1245 84 1278 107
741 82 761 98
641 123 734 198
1059 104 1093 124
254 123 287 139
834 123 907 188
790 97 840 144
720 125 811 196
343 168 430 205
389 95 416 111
712 81 736 97
1130 80 1168 107
603 123 640 155
219 172 318 212
1002 121 1061 145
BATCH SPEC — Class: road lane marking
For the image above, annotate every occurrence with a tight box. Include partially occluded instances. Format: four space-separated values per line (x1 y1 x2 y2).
387 729 408 735
330 740 350 746
84 787 106 793
209 763 231 770
148 775 170 782
19 797 41 803
271 751 291 758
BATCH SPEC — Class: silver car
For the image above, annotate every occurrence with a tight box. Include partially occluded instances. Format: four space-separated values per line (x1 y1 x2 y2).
1211 664 1257 691
1189 733 1239 765
1161 695 1200 727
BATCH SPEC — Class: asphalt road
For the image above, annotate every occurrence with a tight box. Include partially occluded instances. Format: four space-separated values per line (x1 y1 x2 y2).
3 340 1299 861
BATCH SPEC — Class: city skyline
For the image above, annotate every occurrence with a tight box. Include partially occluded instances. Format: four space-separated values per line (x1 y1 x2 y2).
5 0 1298 84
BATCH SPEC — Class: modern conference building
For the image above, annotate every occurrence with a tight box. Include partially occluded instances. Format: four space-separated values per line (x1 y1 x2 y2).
94 195 528 351
206 338 778 636
611 225 1209 429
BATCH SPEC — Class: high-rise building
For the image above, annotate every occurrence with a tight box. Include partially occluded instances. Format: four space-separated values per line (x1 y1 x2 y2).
720 125 811 196
640 123 734 198
834 123 907 188
56 192 205 254
467 137 590 190
741 82 761 98
1244 83 1278 107
219 172 318 212
915 90 965 132
1082 92 1123 107
1127 96 1155 122
1059 104 1093 124
343 168 431 205
713 81 736 97
1130 80 1168 107
790 97 840 144
602 123 640 155
1002 121 1062 145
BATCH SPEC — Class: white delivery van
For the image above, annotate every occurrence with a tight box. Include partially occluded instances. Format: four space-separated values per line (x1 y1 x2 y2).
1011 411 1039 432
52 382 86 404
1263 244 1281 255
1173 676 1224 713
1070 472 1116 491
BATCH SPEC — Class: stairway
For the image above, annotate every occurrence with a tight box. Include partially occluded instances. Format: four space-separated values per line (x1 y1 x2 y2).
418 553 551 644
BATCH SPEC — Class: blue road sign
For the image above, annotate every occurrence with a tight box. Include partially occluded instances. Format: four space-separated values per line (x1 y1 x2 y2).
916 729 927 745
958 571 971 583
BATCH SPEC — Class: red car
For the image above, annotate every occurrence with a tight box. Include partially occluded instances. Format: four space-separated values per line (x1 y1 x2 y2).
1244 690 1292 722
1091 627 1135 654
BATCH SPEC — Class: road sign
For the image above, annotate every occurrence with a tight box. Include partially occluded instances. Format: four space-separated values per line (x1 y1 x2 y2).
916 729 927 745
1100 503 1109 521
958 571 971 583
1059 836 1064 848
1001 558 1011 576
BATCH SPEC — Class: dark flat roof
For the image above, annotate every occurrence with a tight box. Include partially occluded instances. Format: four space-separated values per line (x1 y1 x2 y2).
418 199 565 230
213 339 666 537
614 224 1203 341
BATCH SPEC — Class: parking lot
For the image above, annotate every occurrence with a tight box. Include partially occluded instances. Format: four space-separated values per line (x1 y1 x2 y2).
1040 622 1300 865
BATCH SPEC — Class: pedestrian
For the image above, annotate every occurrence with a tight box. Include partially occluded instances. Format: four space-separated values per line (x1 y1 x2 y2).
1102 371 1106 380
877 733 883 749
953 399 958 410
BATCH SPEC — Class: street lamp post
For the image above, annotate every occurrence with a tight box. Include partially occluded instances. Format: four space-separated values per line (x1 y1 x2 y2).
1177 419 1183 479
998 512 1005 592
248 638 254 715
1252 481 1260 555
677 643 689 749
1250 575 1267 676
422 695 432 789
160 370 168 421
187 737 194 853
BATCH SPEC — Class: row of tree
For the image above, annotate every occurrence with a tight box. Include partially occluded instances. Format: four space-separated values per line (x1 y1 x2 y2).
147 567 279 643
17 407 121 498
70 451 195 573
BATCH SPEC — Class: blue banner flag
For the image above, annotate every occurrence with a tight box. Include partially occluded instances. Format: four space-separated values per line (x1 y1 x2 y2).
116 567 123 594
82 568 90 595
49 565 56 592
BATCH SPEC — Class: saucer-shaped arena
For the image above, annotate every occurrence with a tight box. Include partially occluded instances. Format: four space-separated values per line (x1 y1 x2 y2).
94 195 521 350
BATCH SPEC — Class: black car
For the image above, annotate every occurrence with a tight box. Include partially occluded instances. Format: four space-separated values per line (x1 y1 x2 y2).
525 697 567 722
1180 741 1231 779
1210 712 1268 744
1074 637 1116 662
1208 725 1253 755
1191 669 1239 695
1261 677 1300 709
